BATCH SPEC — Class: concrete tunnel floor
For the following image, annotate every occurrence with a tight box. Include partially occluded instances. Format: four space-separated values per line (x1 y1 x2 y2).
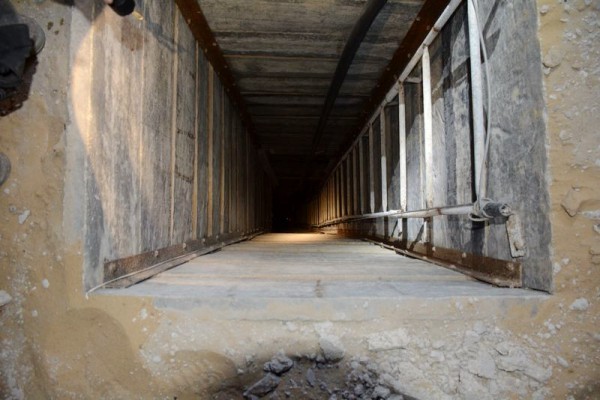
101 233 545 316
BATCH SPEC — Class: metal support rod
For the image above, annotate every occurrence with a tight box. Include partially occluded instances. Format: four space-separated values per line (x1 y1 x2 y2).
468 0 485 197
313 204 477 228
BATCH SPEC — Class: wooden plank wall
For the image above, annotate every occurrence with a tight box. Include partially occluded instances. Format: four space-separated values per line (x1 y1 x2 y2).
82 4 271 289
304 1 551 291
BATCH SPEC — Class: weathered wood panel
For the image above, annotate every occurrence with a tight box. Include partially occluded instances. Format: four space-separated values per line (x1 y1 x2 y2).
81 4 271 288
308 0 552 291
85 7 145 286
211 71 223 236
196 46 210 239
405 72 425 243
172 13 197 244
140 1 175 252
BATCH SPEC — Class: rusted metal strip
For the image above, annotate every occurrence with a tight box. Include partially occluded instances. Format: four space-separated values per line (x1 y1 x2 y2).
335 0 453 175
174 0 277 185
103 231 263 288
342 233 522 288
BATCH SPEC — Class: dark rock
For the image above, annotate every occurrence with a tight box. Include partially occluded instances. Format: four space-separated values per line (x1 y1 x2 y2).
264 355 294 376
354 384 365 396
306 368 317 388
244 373 281 398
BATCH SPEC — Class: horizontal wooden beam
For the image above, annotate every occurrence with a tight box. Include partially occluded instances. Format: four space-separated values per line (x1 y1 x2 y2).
175 0 278 183
334 0 453 173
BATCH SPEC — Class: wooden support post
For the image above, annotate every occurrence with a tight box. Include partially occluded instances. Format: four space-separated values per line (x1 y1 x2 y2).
422 46 434 243
192 43 199 237
398 82 407 212
380 109 388 212
368 124 375 213
336 168 342 218
353 148 359 215
206 65 214 236
359 135 366 215
346 158 351 216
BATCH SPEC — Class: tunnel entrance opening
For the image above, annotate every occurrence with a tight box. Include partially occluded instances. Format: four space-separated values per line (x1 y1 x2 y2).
79 0 551 295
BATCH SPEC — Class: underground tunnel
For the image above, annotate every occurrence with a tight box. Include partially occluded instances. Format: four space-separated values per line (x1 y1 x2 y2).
0 0 599 398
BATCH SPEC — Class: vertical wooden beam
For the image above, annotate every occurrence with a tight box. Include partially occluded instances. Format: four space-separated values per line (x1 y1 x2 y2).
380 110 388 212
206 65 214 236
398 82 407 212
219 93 226 234
353 148 359 215
169 12 180 242
368 125 375 213
346 155 353 217
422 46 434 243
359 135 366 214
192 43 199 237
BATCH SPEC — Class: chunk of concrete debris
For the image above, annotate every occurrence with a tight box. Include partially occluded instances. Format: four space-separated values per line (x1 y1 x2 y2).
496 348 552 383
569 298 590 311
264 355 294 376
388 396 404 400
367 328 410 351
18 209 30 225
372 385 392 399
559 188 600 219
0 290 12 307
244 373 281 398
543 47 564 68
561 188 583 216
319 337 345 362
467 351 497 379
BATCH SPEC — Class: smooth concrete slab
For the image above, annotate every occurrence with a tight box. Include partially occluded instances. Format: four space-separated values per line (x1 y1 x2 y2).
102 233 546 318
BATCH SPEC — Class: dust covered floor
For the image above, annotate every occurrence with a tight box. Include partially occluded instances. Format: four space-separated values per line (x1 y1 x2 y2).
103 233 541 311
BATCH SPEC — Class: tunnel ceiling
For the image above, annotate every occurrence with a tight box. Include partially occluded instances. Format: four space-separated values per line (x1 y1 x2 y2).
193 0 426 201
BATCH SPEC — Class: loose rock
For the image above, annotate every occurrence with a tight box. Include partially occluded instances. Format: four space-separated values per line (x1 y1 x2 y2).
306 368 317 388
18 209 30 225
569 298 590 311
264 355 294 376
372 385 391 399
320 337 346 363
244 373 281 398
